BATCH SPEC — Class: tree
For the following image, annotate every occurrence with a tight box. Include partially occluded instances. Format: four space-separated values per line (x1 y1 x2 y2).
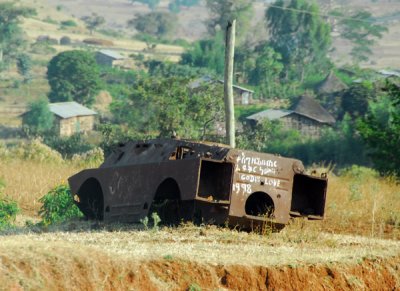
47 50 101 106
81 13 105 35
0 2 35 70
338 10 387 64
266 0 332 81
205 0 254 41
16 53 32 83
128 12 176 39
180 32 225 75
129 0 160 10
341 81 375 120
358 80 400 176
247 45 284 98
110 76 224 139
22 98 54 136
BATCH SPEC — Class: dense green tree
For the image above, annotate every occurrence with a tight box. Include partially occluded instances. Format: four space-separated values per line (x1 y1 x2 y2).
22 98 54 136
180 33 225 75
110 76 224 139
358 80 400 176
341 81 375 119
205 0 254 41
129 0 160 10
47 50 101 106
128 12 176 39
81 13 105 35
338 10 387 63
266 0 332 81
247 45 284 98
0 2 35 70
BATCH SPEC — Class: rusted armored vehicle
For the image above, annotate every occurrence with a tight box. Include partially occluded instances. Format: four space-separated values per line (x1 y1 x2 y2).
68 139 327 229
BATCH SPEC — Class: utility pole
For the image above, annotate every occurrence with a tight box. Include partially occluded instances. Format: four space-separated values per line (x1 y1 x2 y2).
224 19 236 148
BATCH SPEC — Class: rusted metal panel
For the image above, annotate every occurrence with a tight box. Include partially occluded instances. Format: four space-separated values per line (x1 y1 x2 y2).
68 138 327 230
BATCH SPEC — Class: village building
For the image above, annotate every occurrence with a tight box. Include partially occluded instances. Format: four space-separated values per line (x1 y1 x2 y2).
188 76 254 105
246 96 336 139
48 102 97 137
95 50 125 67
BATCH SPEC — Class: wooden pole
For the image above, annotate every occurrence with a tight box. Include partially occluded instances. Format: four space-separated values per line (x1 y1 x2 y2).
224 19 236 148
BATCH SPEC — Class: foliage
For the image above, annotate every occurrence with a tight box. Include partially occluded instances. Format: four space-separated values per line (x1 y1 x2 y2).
205 0 254 41
81 13 105 35
0 178 20 230
0 196 19 229
238 115 368 168
266 0 332 81
358 80 400 176
60 20 77 27
0 2 35 70
168 0 199 13
129 0 160 10
180 32 225 75
47 50 101 106
16 53 32 83
22 98 54 136
128 12 176 39
338 10 387 63
98 123 152 156
71 147 104 168
247 45 285 99
283 115 368 167
110 76 224 139
44 134 95 158
144 60 211 78
8 139 64 163
39 184 83 225
341 81 375 119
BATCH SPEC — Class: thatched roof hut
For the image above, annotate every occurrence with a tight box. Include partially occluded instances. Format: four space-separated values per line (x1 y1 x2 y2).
316 71 348 95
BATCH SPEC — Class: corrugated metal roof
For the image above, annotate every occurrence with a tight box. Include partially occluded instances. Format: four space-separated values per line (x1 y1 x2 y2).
49 102 97 119
246 109 293 122
97 49 124 60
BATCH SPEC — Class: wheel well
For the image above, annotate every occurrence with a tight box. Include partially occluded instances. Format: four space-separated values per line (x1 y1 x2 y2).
149 178 181 225
153 178 181 202
77 178 104 220
245 192 275 218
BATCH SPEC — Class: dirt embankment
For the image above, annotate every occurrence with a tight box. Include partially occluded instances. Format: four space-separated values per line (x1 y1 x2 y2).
0 226 399 290
1 247 399 290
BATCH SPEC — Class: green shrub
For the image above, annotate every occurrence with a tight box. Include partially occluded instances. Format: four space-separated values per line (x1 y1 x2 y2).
39 184 83 225
60 20 77 27
44 134 94 158
0 198 19 229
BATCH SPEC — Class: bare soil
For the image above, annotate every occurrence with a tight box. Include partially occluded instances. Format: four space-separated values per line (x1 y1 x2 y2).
0 225 399 290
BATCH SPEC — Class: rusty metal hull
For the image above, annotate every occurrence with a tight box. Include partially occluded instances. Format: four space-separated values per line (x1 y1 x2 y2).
68 139 327 229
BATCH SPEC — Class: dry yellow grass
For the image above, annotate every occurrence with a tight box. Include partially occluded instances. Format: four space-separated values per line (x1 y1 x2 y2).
0 159 84 214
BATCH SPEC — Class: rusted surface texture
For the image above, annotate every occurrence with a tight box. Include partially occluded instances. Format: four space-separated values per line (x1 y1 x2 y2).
68 139 327 229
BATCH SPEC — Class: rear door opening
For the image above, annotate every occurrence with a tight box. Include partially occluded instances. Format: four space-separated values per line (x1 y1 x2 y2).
290 174 327 219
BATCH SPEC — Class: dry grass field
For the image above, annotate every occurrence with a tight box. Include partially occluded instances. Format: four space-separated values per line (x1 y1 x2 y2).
0 144 399 289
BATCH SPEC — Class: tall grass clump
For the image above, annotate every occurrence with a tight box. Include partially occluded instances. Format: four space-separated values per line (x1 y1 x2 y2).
317 165 400 239
39 184 83 225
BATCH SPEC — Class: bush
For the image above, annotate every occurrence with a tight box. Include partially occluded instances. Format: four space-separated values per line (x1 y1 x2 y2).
39 184 83 225
0 197 19 229
11 139 63 163
45 134 94 158
0 179 20 229
60 36 72 45
60 20 77 27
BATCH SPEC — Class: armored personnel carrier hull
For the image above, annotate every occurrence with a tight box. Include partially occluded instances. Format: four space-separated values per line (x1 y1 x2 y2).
68 139 327 229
